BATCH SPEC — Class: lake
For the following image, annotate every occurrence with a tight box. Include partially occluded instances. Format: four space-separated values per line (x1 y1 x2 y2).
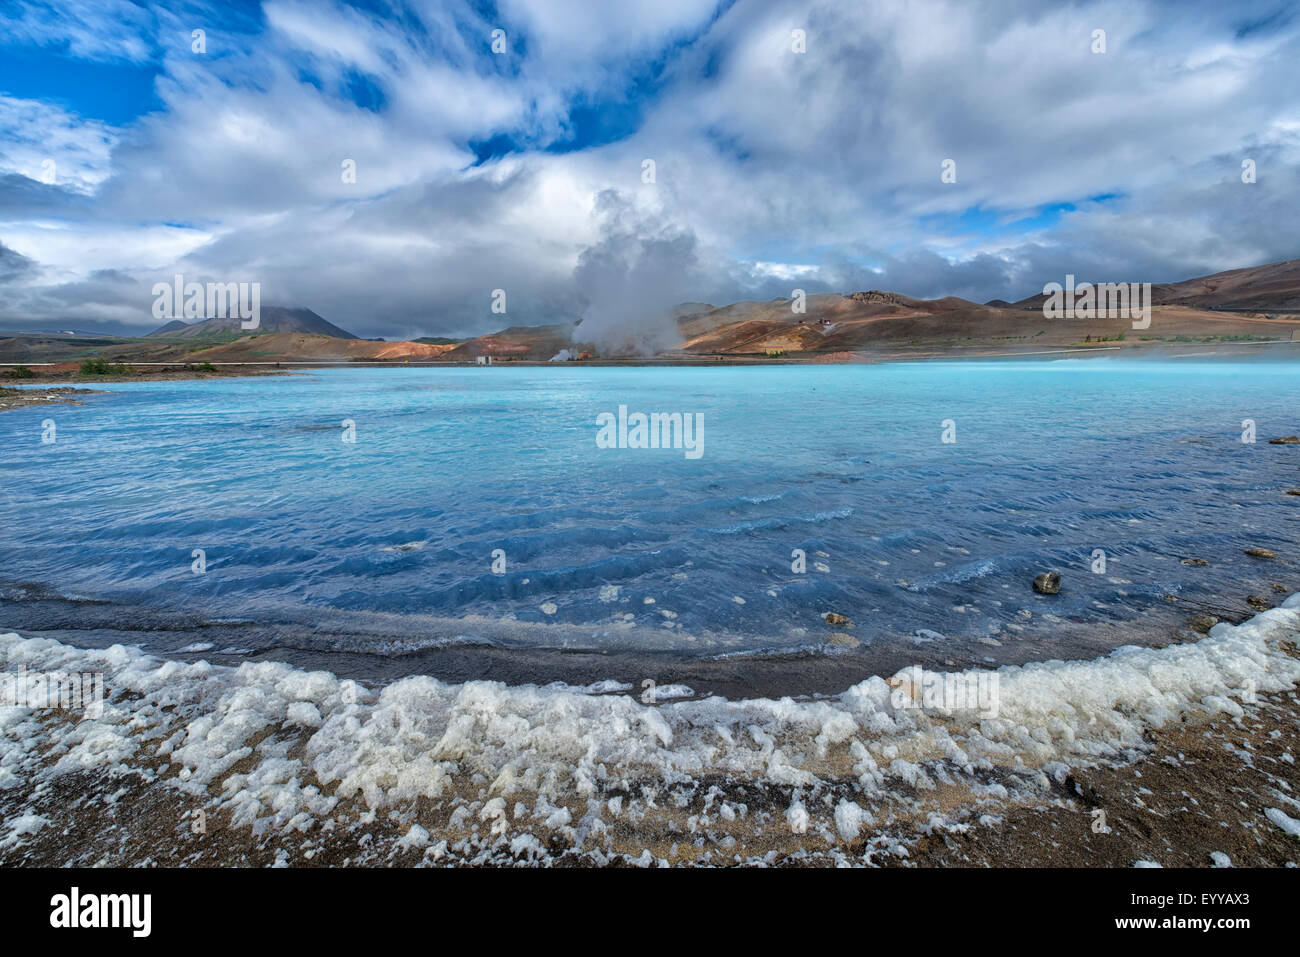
2 360 1297 696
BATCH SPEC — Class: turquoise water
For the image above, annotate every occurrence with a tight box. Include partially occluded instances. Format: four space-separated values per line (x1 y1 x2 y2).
1 361 1297 679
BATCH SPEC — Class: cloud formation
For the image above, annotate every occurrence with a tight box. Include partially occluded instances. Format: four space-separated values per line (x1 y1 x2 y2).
1 0 1298 338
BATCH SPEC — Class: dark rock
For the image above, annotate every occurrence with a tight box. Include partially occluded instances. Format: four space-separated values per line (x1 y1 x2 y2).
1244 548 1276 559
1181 558 1210 566
823 612 851 627
1062 773 1101 807
1245 595 1272 612
845 290 901 305
1032 572 1061 595
1272 583 1289 593
1188 614 1218 634
1267 435 1299 444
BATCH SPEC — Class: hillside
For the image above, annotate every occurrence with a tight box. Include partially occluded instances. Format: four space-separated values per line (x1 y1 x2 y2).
658 260 1300 358
184 333 454 362
146 307 359 340
0 332 452 366
6 257 1300 367
438 323 586 362
667 299 1300 358
1149 258 1300 311
1012 258 1300 313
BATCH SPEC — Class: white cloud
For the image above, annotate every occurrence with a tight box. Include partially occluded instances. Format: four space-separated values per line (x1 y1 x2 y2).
1 0 1298 334
0 97 118 192
0 0 157 62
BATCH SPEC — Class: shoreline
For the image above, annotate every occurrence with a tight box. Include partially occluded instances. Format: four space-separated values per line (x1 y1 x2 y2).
3 339 1300 383
2 364 291 389
5 676 1296 867
1 598 1297 867
898 681 1300 867
2 574 1291 701
0 386 105 414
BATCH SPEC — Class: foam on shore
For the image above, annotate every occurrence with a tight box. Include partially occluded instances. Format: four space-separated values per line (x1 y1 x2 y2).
2 595 1299 864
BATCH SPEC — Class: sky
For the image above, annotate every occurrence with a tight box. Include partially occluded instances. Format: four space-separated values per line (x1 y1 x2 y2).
0 0 1298 342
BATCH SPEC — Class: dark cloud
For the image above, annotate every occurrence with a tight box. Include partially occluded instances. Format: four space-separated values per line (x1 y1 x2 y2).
0 241 39 283
0 172 88 217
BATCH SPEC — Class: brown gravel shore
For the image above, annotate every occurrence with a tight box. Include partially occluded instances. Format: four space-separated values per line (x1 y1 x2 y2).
3 363 290 387
0 386 103 414
892 680 1300 868
0 365 293 412
1 641 1296 869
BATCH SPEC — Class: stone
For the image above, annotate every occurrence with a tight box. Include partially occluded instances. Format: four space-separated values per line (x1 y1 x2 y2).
823 612 851 627
1032 572 1061 595
1244 548 1275 559
1245 595 1272 612
1188 614 1218 634
828 632 859 647
1267 435 1299 444
1180 558 1210 566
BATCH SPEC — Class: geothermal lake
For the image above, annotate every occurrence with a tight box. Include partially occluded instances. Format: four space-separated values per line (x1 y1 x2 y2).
2 361 1297 695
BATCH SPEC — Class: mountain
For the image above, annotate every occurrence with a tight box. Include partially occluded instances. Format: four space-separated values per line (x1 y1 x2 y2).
146 306 358 340
670 292 1003 355
9 258 1299 367
1148 258 1300 311
1012 258 1300 313
655 259 1300 358
401 259 1300 361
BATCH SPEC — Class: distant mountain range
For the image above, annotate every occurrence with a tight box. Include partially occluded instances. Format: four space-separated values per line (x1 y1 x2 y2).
1011 257 1300 312
147 307 358 340
659 258 1300 359
4 258 1300 366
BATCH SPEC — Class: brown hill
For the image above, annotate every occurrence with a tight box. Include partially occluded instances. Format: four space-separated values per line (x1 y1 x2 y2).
1013 258 1300 313
438 323 585 361
186 333 452 362
5 257 1299 367
147 307 359 340
673 297 1300 357
674 293 1004 355
1150 258 1300 311
666 260 1300 357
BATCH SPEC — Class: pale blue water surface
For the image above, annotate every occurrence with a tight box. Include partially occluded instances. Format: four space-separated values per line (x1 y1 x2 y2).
2 361 1297 689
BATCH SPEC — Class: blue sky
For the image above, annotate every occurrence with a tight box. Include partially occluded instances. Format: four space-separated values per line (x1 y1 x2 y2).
1 0 1298 341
